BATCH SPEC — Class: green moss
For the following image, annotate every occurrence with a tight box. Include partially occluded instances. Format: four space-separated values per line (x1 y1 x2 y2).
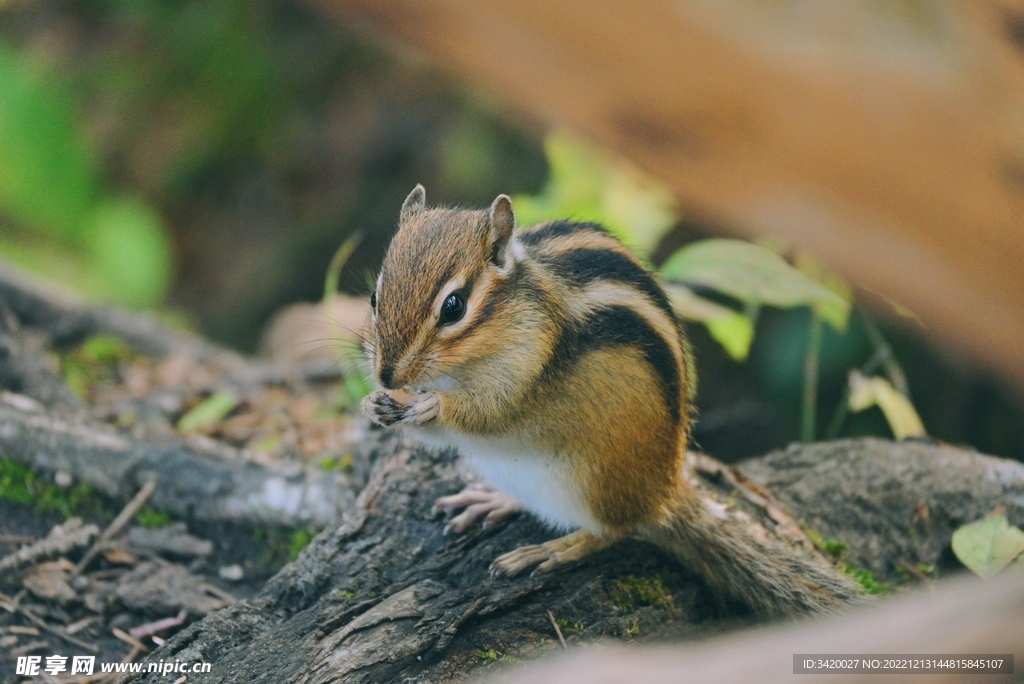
476 650 499 663
255 527 317 568
555 617 584 635
803 527 853 563
608 574 676 613
318 453 354 472
80 335 132 364
135 506 173 528
0 457 108 519
803 528 892 594
289 529 315 561
59 334 133 399
845 566 890 595
820 538 849 558
330 589 356 601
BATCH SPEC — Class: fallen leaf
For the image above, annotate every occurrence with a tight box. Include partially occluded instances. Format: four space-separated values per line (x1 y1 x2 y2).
951 509 1024 579
848 372 925 440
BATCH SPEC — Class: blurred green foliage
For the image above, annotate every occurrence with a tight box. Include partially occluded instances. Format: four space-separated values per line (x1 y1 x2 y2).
1 0 548 344
176 391 239 432
513 133 847 363
0 42 171 307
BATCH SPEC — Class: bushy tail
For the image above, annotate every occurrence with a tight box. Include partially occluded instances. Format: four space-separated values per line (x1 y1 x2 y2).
637 488 865 618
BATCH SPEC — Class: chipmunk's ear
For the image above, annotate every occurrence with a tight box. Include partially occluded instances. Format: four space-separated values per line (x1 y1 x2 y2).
487 194 515 267
400 184 426 223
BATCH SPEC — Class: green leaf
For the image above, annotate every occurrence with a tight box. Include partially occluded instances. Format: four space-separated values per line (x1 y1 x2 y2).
847 372 925 440
86 198 173 308
0 45 97 235
177 391 238 432
665 284 735 321
600 162 677 256
665 285 754 361
512 132 677 257
705 313 755 361
660 240 849 318
951 510 1024 579
794 250 851 331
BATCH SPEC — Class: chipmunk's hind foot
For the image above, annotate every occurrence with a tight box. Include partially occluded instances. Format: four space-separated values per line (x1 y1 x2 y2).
489 530 610 577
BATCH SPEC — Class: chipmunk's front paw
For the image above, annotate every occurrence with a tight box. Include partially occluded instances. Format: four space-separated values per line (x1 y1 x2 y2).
362 390 440 427
433 485 521 534
362 390 405 426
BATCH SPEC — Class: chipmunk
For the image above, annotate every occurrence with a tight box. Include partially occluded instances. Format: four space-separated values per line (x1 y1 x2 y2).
362 185 863 617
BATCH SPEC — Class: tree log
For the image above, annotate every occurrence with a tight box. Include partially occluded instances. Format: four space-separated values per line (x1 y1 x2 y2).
0 396 356 529
118 434 1023 683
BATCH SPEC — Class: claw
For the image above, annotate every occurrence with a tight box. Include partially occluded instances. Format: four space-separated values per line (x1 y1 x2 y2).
488 530 610 578
434 486 521 534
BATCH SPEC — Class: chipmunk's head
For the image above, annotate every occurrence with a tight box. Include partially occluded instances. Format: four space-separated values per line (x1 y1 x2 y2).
367 184 528 392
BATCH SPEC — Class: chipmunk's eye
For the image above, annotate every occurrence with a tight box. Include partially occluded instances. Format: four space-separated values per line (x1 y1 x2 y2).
370 292 377 310
439 292 465 326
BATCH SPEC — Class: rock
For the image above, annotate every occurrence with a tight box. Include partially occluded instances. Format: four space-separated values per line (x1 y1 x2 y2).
115 562 229 618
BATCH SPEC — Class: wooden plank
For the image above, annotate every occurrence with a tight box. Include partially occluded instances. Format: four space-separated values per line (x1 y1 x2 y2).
324 0 1024 386
485 571 1024 684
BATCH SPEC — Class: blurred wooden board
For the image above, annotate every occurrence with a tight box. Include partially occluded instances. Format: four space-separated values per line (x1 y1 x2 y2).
484 571 1024 684
324 0 1024 387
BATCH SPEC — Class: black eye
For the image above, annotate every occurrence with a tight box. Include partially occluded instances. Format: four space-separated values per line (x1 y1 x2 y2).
370 292 377 310
439 293 465 326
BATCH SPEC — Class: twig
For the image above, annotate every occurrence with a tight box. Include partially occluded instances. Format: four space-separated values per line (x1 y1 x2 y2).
16 605 99 652
857 307 910 397
547 610 567 649
801 308 824 443
0 533 37 546
65 615 98 635
10 640 50 657
826 308 912 440
113 627 150 653
130 609 187 639
201 582 238 605
121 643 143 665
73 479 156 576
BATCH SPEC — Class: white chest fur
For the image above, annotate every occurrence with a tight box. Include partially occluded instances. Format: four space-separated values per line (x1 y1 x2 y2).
412 428 599 534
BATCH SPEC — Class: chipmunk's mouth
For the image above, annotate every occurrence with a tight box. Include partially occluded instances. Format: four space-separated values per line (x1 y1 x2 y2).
408 375 457 394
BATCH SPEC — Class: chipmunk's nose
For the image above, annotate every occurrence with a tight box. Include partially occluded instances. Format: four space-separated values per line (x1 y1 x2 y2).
379 365 395 390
